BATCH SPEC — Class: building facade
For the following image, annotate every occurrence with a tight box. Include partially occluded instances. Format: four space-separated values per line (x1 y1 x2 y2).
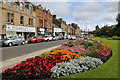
67 24 73 35
67 23 80 36
52 15 61 36
0 0 37 40
58 18 67 36
36 5 53 36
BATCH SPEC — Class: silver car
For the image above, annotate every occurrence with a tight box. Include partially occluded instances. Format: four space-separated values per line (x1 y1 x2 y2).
52 36 59 41
2 36 25 47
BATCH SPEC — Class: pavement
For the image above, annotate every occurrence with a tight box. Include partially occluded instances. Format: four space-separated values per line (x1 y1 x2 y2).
0 39 70 73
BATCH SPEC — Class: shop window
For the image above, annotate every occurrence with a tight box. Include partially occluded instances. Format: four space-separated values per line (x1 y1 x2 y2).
7 13 10 23
11 14 14 24
20 3 23 10
20 16 24 25
29 6 32 14
8 0 12 7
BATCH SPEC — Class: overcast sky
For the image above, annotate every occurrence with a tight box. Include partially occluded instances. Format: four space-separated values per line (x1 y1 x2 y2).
28 0 119 31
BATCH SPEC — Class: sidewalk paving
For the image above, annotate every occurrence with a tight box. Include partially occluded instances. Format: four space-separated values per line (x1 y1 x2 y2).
0 45 61 73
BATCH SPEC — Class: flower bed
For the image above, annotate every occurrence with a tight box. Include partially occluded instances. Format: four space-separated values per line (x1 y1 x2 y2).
2 37 112 79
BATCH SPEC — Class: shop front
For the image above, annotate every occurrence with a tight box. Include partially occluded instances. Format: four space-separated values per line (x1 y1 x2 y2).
47 29 53 36
54 28 61 36
37 28 45 37
6 25 36 40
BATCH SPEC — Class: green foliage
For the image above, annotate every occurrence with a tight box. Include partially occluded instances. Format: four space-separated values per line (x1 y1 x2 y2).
112 36 119 40
50 57 103 78
69 44 74 47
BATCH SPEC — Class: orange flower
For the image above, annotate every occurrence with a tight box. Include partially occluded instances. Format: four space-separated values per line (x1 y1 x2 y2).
49 50 80 63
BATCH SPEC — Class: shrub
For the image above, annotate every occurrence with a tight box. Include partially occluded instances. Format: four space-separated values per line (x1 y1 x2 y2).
42 52 50 58
100 36 106 38
112 36 119 40
50 56 103 78
2 56 56 79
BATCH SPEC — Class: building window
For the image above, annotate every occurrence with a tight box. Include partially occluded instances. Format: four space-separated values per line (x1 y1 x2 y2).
45 12 46 18
48 22 51 28
39 9 42 16
48 14 51 19
20 3 23 10
29 18 33 26
11 14 14 24
29 6 32 14
31 19 33 26
29 18 31 25
8 0 12 7
7 13 10 23
20 16 24 25
39 19 43 27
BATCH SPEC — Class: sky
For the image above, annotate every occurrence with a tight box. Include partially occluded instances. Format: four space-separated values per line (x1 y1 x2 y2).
28 0 119 31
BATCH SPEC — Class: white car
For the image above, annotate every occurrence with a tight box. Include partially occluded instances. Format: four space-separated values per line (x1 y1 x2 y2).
43 35 53 41
68 35 76 40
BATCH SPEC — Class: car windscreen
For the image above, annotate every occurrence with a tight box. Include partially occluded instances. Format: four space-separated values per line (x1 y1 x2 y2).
30 37 36 39
7 36 14 40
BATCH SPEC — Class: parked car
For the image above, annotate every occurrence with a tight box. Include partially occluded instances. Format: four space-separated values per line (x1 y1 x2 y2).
63 36 68 39
2 36 25 47
43 35 53 41
52 36 59 41
0 40 3 47
28 36 43 43
68 35 76 40
59 36 64 40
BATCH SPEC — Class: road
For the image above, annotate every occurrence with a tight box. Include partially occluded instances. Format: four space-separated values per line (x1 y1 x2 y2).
1 40 70 61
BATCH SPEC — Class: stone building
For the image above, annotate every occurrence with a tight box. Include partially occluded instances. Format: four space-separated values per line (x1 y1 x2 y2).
71 23 80 36
67 24 73 35
58 18 67 36
36 5 53 36
52 15 61 36
67 23 80 36
0 0 37 40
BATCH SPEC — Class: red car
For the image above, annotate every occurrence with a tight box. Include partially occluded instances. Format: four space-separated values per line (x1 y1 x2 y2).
28 36 43 43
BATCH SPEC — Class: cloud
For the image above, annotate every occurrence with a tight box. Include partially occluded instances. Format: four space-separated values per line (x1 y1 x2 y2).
73 2 118 22
31 2 72 17
28 0 119 2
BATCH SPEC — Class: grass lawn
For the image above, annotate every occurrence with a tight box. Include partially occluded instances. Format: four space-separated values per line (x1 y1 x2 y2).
57 37 119 78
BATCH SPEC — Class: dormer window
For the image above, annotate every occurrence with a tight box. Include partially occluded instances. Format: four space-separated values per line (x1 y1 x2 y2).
20 3 23 10
29 6 32 14
8 0 12 7
25 3 29 9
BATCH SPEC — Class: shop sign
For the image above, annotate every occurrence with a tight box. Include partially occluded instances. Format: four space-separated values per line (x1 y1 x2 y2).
6 25 35 32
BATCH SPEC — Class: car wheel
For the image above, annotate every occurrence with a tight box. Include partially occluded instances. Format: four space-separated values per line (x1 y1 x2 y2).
47 39 49 42
22 41 25 45
8 42 12 47
35 40 37 43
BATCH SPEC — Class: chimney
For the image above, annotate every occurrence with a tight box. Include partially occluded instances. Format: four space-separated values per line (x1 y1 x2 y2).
53 15 56 19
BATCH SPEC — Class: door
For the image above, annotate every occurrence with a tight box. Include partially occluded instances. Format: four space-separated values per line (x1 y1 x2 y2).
12 36 18 45
17 36 22 44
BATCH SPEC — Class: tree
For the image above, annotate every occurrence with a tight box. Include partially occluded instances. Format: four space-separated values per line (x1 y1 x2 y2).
116 13 120 23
